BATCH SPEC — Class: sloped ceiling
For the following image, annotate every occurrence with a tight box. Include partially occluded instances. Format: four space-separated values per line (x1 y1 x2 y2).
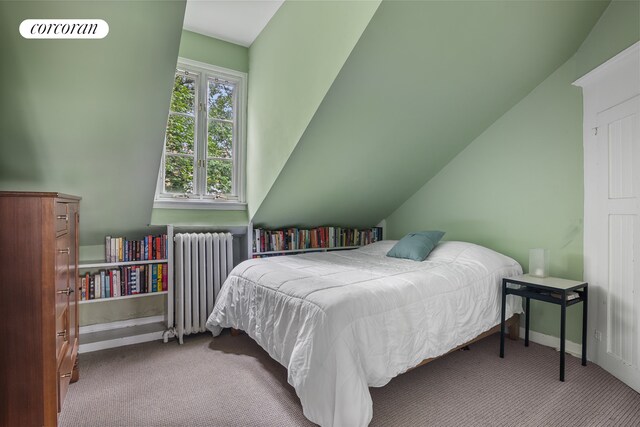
0 1 186 245
252 0 609 228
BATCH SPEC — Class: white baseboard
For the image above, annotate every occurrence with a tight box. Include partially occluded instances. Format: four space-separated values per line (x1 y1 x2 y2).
519 327 583 358
79 315 165 334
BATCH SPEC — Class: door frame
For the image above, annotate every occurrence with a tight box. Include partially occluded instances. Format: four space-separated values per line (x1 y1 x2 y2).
573 42 640 365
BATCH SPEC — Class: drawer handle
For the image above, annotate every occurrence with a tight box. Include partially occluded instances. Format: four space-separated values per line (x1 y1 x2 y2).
57 330 67 338
56 288 73 295
57 214 69 221
57 248 70 254
60 372 72 378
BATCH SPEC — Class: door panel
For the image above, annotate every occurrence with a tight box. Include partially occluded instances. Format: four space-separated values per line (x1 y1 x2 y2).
608 115 636 199
595 94 640 391
607 214 636 365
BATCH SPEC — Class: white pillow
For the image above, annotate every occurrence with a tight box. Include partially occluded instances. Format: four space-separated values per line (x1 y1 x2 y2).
355 240 398 256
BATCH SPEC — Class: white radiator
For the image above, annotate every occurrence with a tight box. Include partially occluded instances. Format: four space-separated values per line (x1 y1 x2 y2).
171 232 233 344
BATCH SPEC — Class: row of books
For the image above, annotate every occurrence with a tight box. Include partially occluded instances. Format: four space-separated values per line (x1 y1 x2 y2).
80 263 168 300
253 226 383 254
105 234 168 263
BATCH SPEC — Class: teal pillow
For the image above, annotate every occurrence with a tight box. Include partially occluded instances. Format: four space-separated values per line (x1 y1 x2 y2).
386 231 445 261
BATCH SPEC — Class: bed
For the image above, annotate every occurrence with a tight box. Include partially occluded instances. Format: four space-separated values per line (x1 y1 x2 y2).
206 240 523 427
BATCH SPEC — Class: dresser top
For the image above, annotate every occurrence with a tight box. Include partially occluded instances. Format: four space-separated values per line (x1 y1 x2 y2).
0 191 81 200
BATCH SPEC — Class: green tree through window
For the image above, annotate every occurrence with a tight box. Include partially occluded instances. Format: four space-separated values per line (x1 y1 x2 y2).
158 62 244 203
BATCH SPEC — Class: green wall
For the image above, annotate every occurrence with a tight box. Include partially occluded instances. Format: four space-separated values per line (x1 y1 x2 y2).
178 29 248 72
0 1 186 247
385 0 639 343
150 208 247 228
386 57 585 342
246 0 381 220
574 0 640 78
252 0 608 228
78 295 166 326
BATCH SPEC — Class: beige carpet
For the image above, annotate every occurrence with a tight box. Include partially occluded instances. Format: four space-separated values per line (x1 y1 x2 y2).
60 331 640 426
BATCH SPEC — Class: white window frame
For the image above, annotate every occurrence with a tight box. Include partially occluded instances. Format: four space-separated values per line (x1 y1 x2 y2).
154 57 247 210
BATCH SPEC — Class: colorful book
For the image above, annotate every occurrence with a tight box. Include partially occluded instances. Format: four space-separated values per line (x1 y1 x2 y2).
152 264 158 293
89 275 95 300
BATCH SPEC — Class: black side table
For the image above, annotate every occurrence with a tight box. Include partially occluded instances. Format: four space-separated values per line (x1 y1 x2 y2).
500 274 588 381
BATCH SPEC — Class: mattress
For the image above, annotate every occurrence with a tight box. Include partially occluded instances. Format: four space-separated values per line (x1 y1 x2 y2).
206 240 523 427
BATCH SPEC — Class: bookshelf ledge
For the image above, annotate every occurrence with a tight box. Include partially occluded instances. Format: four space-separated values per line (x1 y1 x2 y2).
79 259 169 269
254 246 361 256
78 291 168 304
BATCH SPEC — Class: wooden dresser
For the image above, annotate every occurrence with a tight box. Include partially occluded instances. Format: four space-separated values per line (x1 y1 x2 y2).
0 192 81 427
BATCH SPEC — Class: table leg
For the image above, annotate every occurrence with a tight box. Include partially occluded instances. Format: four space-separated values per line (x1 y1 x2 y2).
560 292 566 382
582 285 588 366
525 297 530 347
500 280 506 358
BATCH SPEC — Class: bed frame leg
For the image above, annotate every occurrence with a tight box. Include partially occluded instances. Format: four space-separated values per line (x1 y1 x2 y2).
230 328 241 336
508 314 520 341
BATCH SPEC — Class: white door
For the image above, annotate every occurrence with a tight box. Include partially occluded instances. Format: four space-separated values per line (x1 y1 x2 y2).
594 94 640 391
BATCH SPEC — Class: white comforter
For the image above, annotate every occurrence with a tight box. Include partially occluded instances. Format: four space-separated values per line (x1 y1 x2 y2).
206 241 523 427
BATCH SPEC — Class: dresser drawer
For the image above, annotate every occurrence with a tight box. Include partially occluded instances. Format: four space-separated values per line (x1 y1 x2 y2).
55 202 69 236
57 345 74 412
55 307 69 362
56 234 71 317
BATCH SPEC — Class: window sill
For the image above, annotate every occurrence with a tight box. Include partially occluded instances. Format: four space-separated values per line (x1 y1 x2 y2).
153 199 247 211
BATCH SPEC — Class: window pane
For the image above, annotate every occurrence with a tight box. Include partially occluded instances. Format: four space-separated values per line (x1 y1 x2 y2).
164 155 194 194
165 115 194 155
208 81 234 120
171 73 196 114
207 121 233 159
207 159 232 195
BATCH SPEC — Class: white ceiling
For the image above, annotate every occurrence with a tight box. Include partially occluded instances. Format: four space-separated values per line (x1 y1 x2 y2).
183 0 284 47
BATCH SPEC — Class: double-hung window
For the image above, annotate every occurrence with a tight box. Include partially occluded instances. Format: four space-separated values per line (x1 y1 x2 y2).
155 58 246 208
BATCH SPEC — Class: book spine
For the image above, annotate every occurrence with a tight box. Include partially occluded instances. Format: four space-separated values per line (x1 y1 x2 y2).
162 264 168 292
152 264 158 293
139 266 143 293
109 269 115 297
120 267 125 296
131 266 137 294
105 236 111 263
157 264 163 292
95 273 101 299
89 275 95 300
99 270 105 299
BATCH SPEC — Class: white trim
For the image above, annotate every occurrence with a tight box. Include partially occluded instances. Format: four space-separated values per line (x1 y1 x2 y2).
178 57 248 83
153 199 247 210
519 327 583 359
254 246 360 256
79 315 165 334
573 42 640 88
573 43 640 366
78 291 167 304
167 224 174 331
79 258 168 269
79 331 164 353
